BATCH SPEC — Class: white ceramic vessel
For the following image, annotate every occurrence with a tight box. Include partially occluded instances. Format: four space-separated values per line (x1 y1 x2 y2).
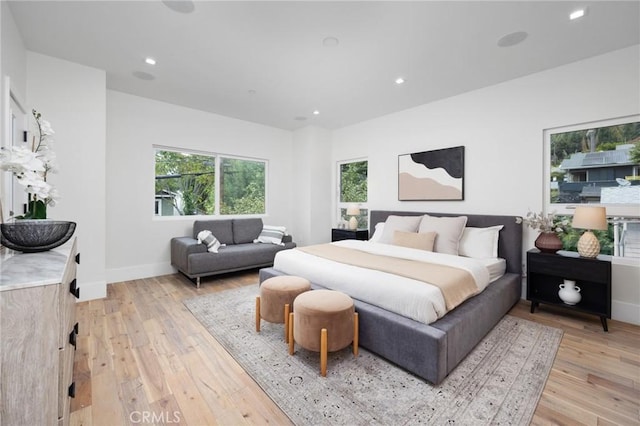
558 279 581 305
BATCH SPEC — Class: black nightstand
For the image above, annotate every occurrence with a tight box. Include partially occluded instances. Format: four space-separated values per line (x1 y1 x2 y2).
331 228 369 242
527 249 612 331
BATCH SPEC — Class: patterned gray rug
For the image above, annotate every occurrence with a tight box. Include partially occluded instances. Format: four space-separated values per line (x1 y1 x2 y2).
184 285 562 426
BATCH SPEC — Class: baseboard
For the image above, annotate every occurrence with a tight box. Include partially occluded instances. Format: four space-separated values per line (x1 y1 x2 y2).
106 262 176 284
611 300 640 326
77 279 107 301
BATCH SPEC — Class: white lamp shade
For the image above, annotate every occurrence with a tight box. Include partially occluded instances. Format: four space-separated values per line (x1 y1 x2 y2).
572 206 607 231
346 205 360 216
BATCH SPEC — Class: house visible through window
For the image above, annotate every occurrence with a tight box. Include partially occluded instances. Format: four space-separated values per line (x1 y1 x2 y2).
154 147 266 216
337 159 368 229
545 116 640 258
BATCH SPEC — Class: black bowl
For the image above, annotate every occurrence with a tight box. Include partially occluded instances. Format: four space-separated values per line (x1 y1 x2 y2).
1 220 76 253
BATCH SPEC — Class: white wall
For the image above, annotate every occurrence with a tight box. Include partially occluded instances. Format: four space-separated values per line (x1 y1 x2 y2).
105 91 294 282
1 2 28 222
26 52 107 300
331 46 640 325
292 126 333 246
1 2 27 101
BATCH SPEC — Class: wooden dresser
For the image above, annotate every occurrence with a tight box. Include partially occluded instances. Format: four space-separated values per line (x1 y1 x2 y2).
0 239 80 426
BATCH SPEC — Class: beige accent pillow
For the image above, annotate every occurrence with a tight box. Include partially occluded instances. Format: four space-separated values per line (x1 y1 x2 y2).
418 214 468 255
379 215 423 244
392 230 436 251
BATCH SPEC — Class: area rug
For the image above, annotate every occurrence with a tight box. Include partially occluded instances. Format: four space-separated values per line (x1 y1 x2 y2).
184 285 562 426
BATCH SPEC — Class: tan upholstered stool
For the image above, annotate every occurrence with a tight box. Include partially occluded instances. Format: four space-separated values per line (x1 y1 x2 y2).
288 289 359 377
255 276 311 342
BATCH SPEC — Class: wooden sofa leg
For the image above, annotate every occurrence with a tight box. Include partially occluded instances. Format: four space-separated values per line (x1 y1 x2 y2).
196 276 201 289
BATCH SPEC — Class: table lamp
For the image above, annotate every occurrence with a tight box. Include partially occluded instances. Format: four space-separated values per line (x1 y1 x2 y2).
572 206 607 258
346 205 360 230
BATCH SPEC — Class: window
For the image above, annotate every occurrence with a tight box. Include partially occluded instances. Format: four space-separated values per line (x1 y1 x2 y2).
544 116 640 258
220 157 266 215
154 147 266 216
337 159 368 229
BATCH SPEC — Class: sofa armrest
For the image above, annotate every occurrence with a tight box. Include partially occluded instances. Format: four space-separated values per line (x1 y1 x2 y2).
171 237 207 273
282 234 293 244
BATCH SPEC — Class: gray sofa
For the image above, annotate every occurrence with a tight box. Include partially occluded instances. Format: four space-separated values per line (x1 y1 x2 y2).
171 218 295 287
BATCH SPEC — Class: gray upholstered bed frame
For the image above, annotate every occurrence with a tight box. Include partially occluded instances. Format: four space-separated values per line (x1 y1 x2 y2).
259 210 522 384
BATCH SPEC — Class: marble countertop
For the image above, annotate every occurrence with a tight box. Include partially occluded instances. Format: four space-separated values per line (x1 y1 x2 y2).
0 241 74 292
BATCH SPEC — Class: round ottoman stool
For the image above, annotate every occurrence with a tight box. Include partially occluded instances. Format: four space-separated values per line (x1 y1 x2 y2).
255 276 311 342
288 289 359 377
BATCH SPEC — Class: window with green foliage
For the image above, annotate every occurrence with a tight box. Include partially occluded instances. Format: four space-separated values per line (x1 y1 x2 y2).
155 149 216 216
338 160 368 229
220 158 266 215
154 147 266 216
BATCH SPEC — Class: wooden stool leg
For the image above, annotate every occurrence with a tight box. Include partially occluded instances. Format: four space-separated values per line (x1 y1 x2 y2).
320 328 328 377
255 296 261 332
288 312 295 355
284 303 290 343
353 312 359 357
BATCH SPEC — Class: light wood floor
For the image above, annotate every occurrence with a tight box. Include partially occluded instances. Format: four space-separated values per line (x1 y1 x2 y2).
70 271 640 426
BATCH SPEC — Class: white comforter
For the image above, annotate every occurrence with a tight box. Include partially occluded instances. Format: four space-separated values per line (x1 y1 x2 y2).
273 240 493 325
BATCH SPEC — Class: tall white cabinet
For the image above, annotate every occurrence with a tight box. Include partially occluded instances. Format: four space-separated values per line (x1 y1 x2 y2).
0 239 79 426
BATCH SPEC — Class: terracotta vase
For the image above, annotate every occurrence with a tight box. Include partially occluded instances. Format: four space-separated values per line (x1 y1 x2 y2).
534 231 563 253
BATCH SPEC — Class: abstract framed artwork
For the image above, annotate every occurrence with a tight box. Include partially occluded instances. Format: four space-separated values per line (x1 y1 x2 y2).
398 146 465 201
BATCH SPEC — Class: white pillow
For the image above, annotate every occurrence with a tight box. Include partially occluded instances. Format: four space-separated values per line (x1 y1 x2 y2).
459 225 504 259
254 225 286 246
379 215 423 244
418 214 468 255
369 222 385 243
197 230 225 253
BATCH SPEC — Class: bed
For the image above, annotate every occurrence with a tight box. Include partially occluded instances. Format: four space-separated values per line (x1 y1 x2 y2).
259 210 522 384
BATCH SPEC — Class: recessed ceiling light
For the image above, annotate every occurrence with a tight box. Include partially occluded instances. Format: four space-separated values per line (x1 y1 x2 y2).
570 9 586 20
313 110 320 115
162 0 195 14
322 37 339 47
145 57 156 65
395 77 406 85
248 89 257 95
497 31 528 47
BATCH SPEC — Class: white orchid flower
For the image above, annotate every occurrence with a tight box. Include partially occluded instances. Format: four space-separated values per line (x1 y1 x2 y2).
1 110 61 211
38 150 59 172
0 146 46 173
39 119 55 135
22 178 53 200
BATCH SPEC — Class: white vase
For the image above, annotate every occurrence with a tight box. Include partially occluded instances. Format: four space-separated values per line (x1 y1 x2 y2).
558 279 581 305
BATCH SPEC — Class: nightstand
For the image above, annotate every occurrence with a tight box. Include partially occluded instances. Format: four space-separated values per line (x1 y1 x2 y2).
331 228 369 242
527 249 611 331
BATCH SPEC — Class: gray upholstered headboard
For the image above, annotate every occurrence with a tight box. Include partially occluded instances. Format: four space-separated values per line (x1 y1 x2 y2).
369 210 523 275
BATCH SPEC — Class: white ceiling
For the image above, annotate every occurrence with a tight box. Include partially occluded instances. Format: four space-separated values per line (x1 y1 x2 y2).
7 1 640 130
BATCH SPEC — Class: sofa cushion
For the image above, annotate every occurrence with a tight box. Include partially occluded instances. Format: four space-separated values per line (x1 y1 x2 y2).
187 242 293 275
233 218 264 244
254 225 287 245
193 220 234 245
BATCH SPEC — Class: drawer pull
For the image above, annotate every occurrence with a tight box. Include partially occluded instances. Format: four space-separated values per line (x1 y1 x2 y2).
75 253 81 264
68 382 76 398
69 329 77 348
69 279 80 299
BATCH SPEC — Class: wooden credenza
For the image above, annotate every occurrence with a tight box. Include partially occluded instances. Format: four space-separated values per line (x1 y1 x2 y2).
0 239 79 426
